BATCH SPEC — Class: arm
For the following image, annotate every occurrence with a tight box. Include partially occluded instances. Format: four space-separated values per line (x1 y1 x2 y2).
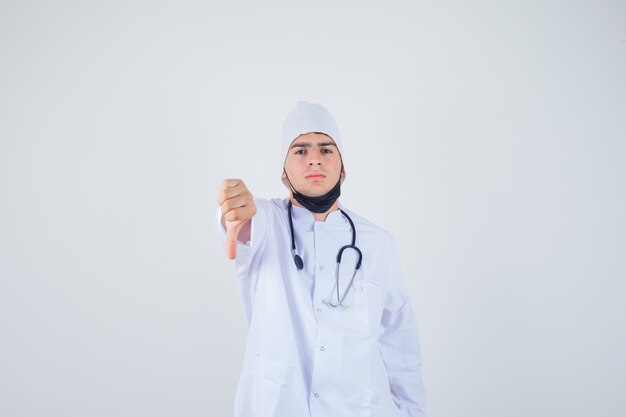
378 235 427 417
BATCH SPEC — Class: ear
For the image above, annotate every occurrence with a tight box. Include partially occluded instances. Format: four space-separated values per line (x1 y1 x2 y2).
339 168 346 185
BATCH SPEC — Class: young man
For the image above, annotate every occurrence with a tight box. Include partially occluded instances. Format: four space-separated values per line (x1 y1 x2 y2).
215 101 426 417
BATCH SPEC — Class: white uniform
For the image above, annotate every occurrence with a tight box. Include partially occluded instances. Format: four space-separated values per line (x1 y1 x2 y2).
215 197 426 417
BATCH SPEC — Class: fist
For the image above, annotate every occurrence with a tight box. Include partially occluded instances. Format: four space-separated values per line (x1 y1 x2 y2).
217 179 257 260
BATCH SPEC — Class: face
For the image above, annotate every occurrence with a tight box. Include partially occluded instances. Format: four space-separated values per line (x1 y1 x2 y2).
283 132 344 197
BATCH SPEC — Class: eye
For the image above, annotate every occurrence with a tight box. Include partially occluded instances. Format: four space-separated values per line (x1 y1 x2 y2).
322 148 333 154
294 149 305 155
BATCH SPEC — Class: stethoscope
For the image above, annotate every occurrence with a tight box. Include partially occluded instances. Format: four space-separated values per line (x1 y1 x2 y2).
287 201 363 307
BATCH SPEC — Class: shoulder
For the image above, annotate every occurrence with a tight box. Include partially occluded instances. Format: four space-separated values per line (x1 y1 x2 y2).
268 197 290 214
251 196 289 218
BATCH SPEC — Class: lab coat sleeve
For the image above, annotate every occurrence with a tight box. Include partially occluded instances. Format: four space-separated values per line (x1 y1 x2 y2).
378 234 427 417
214 197 269 271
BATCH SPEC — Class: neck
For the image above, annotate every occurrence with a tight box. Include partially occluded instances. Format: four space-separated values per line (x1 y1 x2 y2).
290 195 340 222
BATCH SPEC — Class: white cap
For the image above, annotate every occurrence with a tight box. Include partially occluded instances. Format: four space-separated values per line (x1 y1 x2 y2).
281 101 345 189
281 101 344 164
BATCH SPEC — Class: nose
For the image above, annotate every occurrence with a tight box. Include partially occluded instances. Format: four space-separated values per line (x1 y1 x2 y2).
307 149 322 166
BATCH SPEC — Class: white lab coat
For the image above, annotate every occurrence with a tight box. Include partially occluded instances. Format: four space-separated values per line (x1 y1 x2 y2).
215 197 426 417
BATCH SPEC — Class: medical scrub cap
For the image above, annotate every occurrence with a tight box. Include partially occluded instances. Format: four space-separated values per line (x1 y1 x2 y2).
281 101 345 189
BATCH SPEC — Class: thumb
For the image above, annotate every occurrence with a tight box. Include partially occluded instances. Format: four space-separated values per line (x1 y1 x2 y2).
225 221 243 260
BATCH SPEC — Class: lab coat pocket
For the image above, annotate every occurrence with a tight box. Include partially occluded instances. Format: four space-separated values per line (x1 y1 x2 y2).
354 280 384 326
254 355 294 417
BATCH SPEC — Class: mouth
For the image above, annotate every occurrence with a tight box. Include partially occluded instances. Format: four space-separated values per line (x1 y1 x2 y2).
306 173 326 181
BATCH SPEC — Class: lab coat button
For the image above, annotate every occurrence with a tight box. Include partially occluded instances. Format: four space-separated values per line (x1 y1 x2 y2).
314 392 319 398
320 346 325 351
319 265 324 270
317 307 322 313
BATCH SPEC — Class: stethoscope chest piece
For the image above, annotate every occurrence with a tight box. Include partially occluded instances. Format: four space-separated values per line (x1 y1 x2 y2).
293 253 304 270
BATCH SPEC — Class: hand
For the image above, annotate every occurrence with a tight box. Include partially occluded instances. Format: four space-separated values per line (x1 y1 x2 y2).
217 179 257 260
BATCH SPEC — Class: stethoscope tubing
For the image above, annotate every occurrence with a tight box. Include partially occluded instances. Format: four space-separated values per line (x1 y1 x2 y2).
288 201 363 307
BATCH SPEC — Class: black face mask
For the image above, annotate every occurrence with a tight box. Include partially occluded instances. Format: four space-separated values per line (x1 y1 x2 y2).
284 170 342 213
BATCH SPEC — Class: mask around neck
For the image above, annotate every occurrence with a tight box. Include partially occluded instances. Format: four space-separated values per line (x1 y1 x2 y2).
283 170 342 213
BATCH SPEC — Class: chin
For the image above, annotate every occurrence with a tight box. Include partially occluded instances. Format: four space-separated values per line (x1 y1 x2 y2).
300 185 330 197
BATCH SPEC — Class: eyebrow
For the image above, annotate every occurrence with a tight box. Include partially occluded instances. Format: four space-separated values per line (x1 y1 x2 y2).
290 142 337 149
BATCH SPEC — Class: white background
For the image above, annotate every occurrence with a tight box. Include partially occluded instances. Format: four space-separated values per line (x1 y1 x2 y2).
1 1 625 416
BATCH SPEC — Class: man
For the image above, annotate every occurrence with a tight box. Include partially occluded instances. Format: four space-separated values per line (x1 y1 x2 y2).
215 101 426 417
